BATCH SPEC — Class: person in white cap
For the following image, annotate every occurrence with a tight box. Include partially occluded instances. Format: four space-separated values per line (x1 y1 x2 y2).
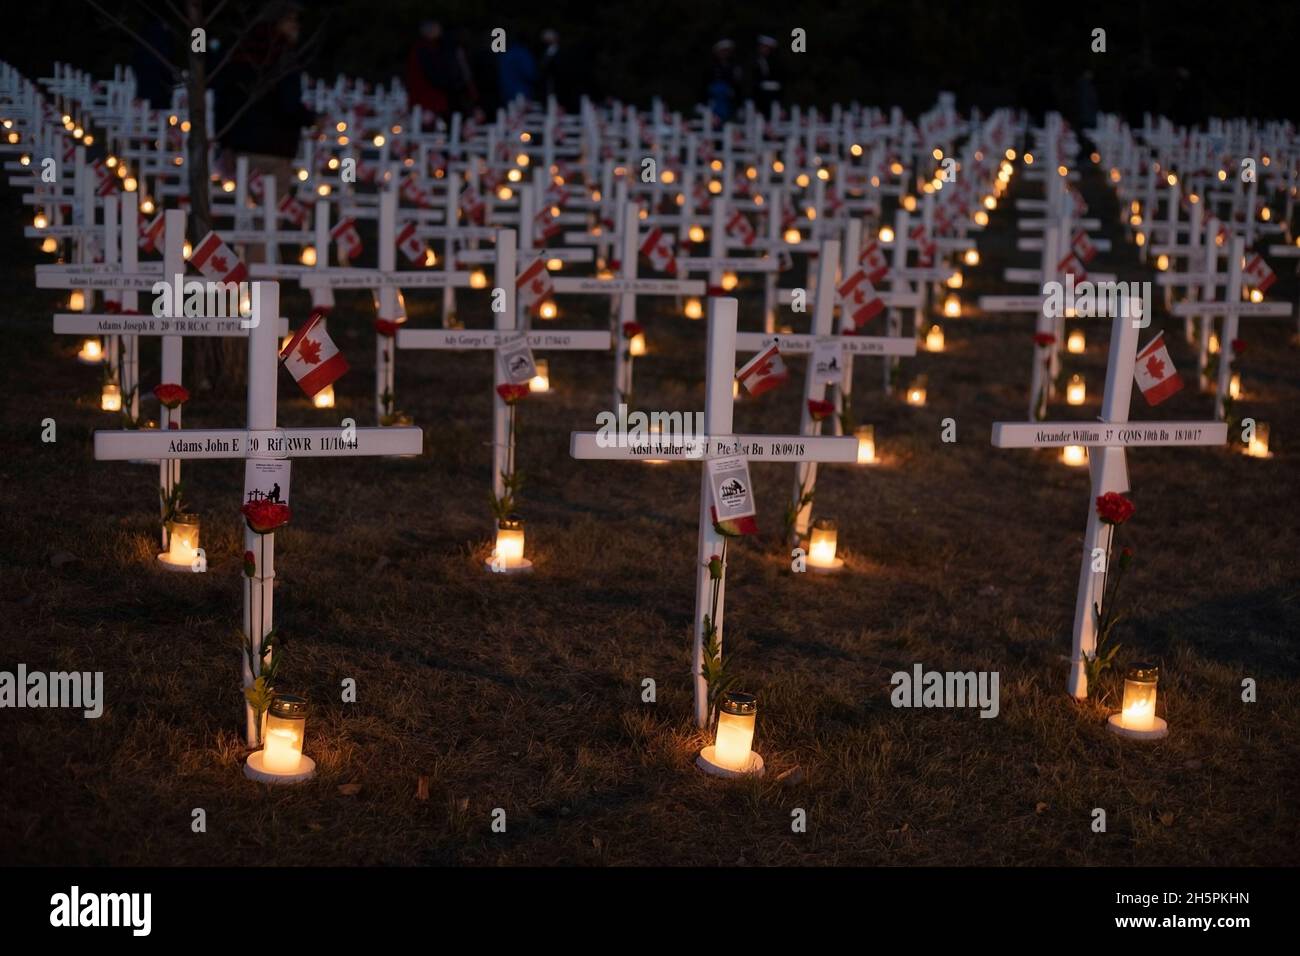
752 35 783 118
705 39 742 122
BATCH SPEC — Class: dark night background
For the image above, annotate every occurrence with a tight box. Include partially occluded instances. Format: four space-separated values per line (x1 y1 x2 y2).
1 0 1293 123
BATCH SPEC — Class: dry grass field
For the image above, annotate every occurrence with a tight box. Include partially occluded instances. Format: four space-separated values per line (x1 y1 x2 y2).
1 164 1297 867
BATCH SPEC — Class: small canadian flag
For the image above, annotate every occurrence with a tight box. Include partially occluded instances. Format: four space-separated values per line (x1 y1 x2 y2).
1071 229 1097 263
725 209 756 247
859 240 890 283
909 224 936 266
1133 331 1184 406
277 194 309 227
735 343 789 396
639 227 677 274
247 171 265 201
396 222 426 264
837 269 885 328
280 310 350 398
533 205 561 244
139 213 165 253
1057 252 1088 281
189 231 248 283
460 185 485 223
331 216 363 260
1243 254 1276 294
516 257 554 315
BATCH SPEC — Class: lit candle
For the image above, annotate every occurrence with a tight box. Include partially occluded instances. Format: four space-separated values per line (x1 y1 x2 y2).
688 225 705 243
68 290 86 312
261 695 309 773
1245 422 1271 459
878 225 895 243
160 513 200 569
494 516 526 568
721 271 739 291
77 338 103 363
299 245 317 266
1228 373 1241 400
713 692 758 772
546 257 563 271
470 270 488 289
906 376 927 406
1117 664 1159 732
1208 332 1220 355
101 382 122 412
1155 253 1169 271
684 297 703 320
538 300 558 320
1060 444 1087 467
855 425 877 465
1067 374 1086 406
1067 329 1086 354
807 518 842 571
926 324 946 352
946 270 963 289
629 332 647 357
41 236 57 253
943 294 961 319
529 359 550 393
312 384 335 408
783 227 801 243
964 248 980 267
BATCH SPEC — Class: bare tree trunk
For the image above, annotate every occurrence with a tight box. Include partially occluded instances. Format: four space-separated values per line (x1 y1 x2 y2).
184 0 244 394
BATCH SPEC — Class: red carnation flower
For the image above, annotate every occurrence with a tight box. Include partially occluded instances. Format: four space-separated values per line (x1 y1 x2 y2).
807 399 835 422
622 320 644 339
374 318 402 337
1033 332 1056 347
1230 339 1246 355
1095 492 1135 526
103 301 122 314
242 550 257 578
241 500 291 534
153 383 190 409
496 383 530 405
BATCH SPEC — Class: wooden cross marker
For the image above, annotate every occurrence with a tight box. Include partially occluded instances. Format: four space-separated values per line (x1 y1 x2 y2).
991 295 1227 700
569 297 858 727
92 282 423 745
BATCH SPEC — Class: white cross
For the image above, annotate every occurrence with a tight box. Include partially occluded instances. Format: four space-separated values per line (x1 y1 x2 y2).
569 297 859 727
93 281 423 745
991 296 1226 699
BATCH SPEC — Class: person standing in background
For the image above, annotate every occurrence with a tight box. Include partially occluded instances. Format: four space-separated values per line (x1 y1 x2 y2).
538 28 579 111
751 34 782 119
496 34 537 106
406 20 458 119
704 39 741 124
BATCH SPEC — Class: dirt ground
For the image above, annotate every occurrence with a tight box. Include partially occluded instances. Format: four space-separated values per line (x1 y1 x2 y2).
1 162 1297 866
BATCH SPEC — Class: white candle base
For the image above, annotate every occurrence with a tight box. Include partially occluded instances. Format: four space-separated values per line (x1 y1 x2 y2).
1107 713 1168 740
244 750 316 784
696 745 765 778
807 557 845 574
484 557 534 575
156 553 200 572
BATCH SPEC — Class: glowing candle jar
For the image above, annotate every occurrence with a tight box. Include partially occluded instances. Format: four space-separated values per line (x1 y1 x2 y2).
807 518 843 572
77 338 104 363
101 382 122 412
1228 373 1242 400
1067 374 1086 406
68 290 86 312
1244 421 1271 459
1108 664 1167 739
299 245 317 266
538 300 558 320
41 237 57 253
262 695 310 773
684 297 703 320
964 248 980 267
159 512 200 570
628 332 647 357
714 693 758 770
1208 332 1220 355
855 425 877 465
946 270 963 290
688 225 705 244
784 227 801 244
312 384 335 409
1067 329 1086 354
926 324 946 351
1060 444 1087 467
906 376 928 406
942 294 961 319
529 359 550 393
721 271 739 292
469 269 488 289
878 225 895 244
488 515 531 573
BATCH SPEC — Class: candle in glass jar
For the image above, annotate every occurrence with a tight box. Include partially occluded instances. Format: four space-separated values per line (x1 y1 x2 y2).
713 693 757 772
1067 374 1086 405
926 324 946 351
1067 330 1085 353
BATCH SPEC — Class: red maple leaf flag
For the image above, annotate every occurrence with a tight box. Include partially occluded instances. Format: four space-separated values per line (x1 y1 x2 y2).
1133 331 1184 406
279 310 349 398
247 170 265 201
735 343 789 396
909 224 936 266
515 256 554 315
396 221 426 264
837 269 885 328
1071 229 1098 264
725 209 756 247
858 240 890 283
331 217 363 261
1243 254 1276 294
190 231 248 283
277 194 309 227
139 213 166 253
639 227 678 274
